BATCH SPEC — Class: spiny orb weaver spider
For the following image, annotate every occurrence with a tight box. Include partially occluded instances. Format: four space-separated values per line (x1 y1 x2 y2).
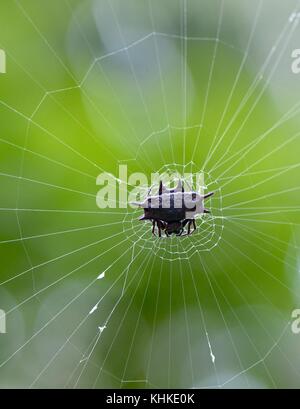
132 180 214 237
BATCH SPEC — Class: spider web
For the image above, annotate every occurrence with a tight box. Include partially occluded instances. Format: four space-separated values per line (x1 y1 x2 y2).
122 161 224 261
0 0 300 389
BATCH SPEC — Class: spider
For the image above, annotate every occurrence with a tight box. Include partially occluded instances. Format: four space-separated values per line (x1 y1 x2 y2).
132 180 214 237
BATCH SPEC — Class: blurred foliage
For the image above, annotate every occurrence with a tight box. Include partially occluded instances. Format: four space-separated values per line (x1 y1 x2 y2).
0 0 300 388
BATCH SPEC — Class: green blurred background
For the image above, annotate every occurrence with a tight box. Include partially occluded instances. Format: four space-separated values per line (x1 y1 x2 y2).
0 0 300 388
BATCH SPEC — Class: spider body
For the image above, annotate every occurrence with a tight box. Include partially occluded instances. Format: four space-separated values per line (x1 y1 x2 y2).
132 181 214 237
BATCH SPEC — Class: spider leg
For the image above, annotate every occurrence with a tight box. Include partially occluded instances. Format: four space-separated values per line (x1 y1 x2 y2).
187 219 196 235
156 220 164 237
158 222 162 237
182 219 189 229
160 221 166 231
176 228 184 236
180 219 188 235
152 220 156 236
187 220 192 235
182 219 196 235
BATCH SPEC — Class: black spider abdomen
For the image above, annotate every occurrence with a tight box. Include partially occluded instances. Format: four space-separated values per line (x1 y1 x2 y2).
143 194 195 222
144 207 185 222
